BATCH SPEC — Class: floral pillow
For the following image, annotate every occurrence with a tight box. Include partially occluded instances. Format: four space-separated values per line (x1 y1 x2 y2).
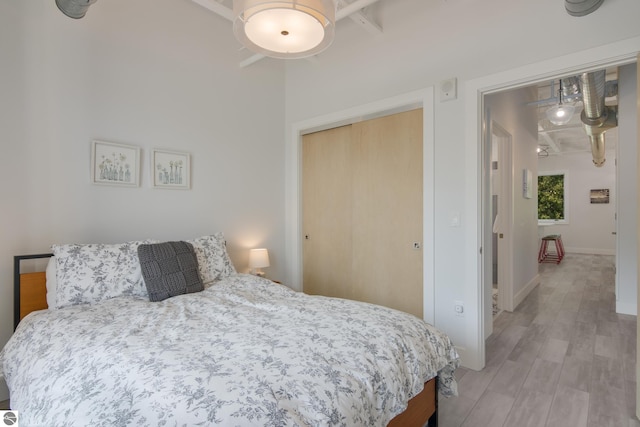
187 232 236 285
52 240 155 309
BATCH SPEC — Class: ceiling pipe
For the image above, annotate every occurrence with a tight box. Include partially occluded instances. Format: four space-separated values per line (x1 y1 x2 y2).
579 70 617 167
56 0 98 19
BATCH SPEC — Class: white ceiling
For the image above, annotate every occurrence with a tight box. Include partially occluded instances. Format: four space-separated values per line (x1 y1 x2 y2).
195 0 619 158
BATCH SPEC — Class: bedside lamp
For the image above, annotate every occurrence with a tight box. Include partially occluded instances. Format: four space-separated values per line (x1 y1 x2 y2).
249 248 270 277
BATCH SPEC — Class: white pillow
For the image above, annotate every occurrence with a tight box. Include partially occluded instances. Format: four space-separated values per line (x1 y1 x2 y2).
45 256 58 310
52 240 155 309
187 232 237 286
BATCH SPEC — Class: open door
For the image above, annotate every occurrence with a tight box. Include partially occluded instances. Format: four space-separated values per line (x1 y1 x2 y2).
491 122 514 314
484 117 515 339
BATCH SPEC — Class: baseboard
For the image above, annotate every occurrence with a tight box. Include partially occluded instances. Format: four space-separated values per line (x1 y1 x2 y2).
564 247 615 256
514 274 540 310
0 375 8 402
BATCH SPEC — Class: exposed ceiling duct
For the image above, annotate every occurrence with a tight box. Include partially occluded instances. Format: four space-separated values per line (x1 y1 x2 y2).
565 0 605 16
56 0 97 19
579 70 617 167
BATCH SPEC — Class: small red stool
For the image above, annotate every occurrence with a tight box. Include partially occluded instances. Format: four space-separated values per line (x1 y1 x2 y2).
538 235 565 264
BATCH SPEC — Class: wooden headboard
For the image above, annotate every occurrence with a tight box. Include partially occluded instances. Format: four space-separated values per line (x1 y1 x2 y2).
14 253 52 330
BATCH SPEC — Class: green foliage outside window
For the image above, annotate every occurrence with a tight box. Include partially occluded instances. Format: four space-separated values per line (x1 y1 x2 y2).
538 174 565 220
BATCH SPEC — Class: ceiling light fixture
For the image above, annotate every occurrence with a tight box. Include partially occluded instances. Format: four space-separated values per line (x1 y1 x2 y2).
233 0 336 59
546 79 575 126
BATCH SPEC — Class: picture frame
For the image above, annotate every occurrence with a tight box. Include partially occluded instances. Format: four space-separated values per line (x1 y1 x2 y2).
590 188 610 204
91 140 140 187
152 149 191 189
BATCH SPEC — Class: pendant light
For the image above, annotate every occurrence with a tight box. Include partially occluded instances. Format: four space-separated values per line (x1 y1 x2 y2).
233 0 336 59
546 79 575 126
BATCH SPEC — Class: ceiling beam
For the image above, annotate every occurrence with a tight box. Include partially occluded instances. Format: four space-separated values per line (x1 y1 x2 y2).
191 0 233 21
339 0 382 35
239 53 266 68
347 10 382 34
336 0 382 20
539 131 562 153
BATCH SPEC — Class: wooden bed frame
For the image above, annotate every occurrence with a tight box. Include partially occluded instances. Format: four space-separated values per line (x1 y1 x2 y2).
13 253 438 426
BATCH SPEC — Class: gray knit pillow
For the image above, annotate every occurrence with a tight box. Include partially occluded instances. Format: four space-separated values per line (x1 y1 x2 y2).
138 241 204 302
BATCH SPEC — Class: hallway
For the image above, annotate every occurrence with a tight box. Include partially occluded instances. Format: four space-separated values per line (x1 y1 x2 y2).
440 254 638 427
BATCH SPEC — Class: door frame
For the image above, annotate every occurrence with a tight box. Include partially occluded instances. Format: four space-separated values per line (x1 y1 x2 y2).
285 88 436 324
463 38 640 370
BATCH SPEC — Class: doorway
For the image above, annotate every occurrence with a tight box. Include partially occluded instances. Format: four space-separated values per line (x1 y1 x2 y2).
462 41 638 371
482 66 630 341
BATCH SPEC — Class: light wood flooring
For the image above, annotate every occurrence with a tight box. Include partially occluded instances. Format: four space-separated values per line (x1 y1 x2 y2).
440 253 638 427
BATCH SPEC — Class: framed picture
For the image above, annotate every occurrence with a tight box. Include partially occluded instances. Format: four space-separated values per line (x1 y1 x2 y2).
91 140 140 187
590 188 610 204
152 149 190 189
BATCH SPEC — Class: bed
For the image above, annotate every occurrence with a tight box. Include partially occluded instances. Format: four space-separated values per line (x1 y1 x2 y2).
2 234 459 426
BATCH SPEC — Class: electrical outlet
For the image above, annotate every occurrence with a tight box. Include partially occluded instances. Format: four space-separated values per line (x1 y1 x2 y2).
454 301 464 316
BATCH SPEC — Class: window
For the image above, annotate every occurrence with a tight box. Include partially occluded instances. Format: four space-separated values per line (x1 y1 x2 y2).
538 172 567 223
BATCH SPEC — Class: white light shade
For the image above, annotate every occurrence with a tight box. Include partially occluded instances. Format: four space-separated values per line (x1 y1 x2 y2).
233 0 336 59
546 104 575 126
249 248 270 269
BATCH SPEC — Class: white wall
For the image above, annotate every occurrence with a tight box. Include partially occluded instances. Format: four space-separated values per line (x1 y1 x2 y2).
617 63 638 315
0 1 30 401
284 0 640 367
538 150 617 255
0 0 286 400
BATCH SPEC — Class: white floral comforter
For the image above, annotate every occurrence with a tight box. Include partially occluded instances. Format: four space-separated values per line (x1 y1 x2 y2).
1 274 459 427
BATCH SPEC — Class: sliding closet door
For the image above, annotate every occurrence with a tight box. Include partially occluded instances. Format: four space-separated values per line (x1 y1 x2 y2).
302 109 423 318
351 109 423 317
302 125 353 299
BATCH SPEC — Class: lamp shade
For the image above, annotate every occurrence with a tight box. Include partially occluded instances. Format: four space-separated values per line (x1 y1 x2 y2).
546 104 575 126
233 0 336 59
249 248 270 269
546 79 575 126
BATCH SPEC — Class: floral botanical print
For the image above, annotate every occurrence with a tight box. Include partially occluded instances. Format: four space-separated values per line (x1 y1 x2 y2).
1 274 459 427
188 232 237 285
